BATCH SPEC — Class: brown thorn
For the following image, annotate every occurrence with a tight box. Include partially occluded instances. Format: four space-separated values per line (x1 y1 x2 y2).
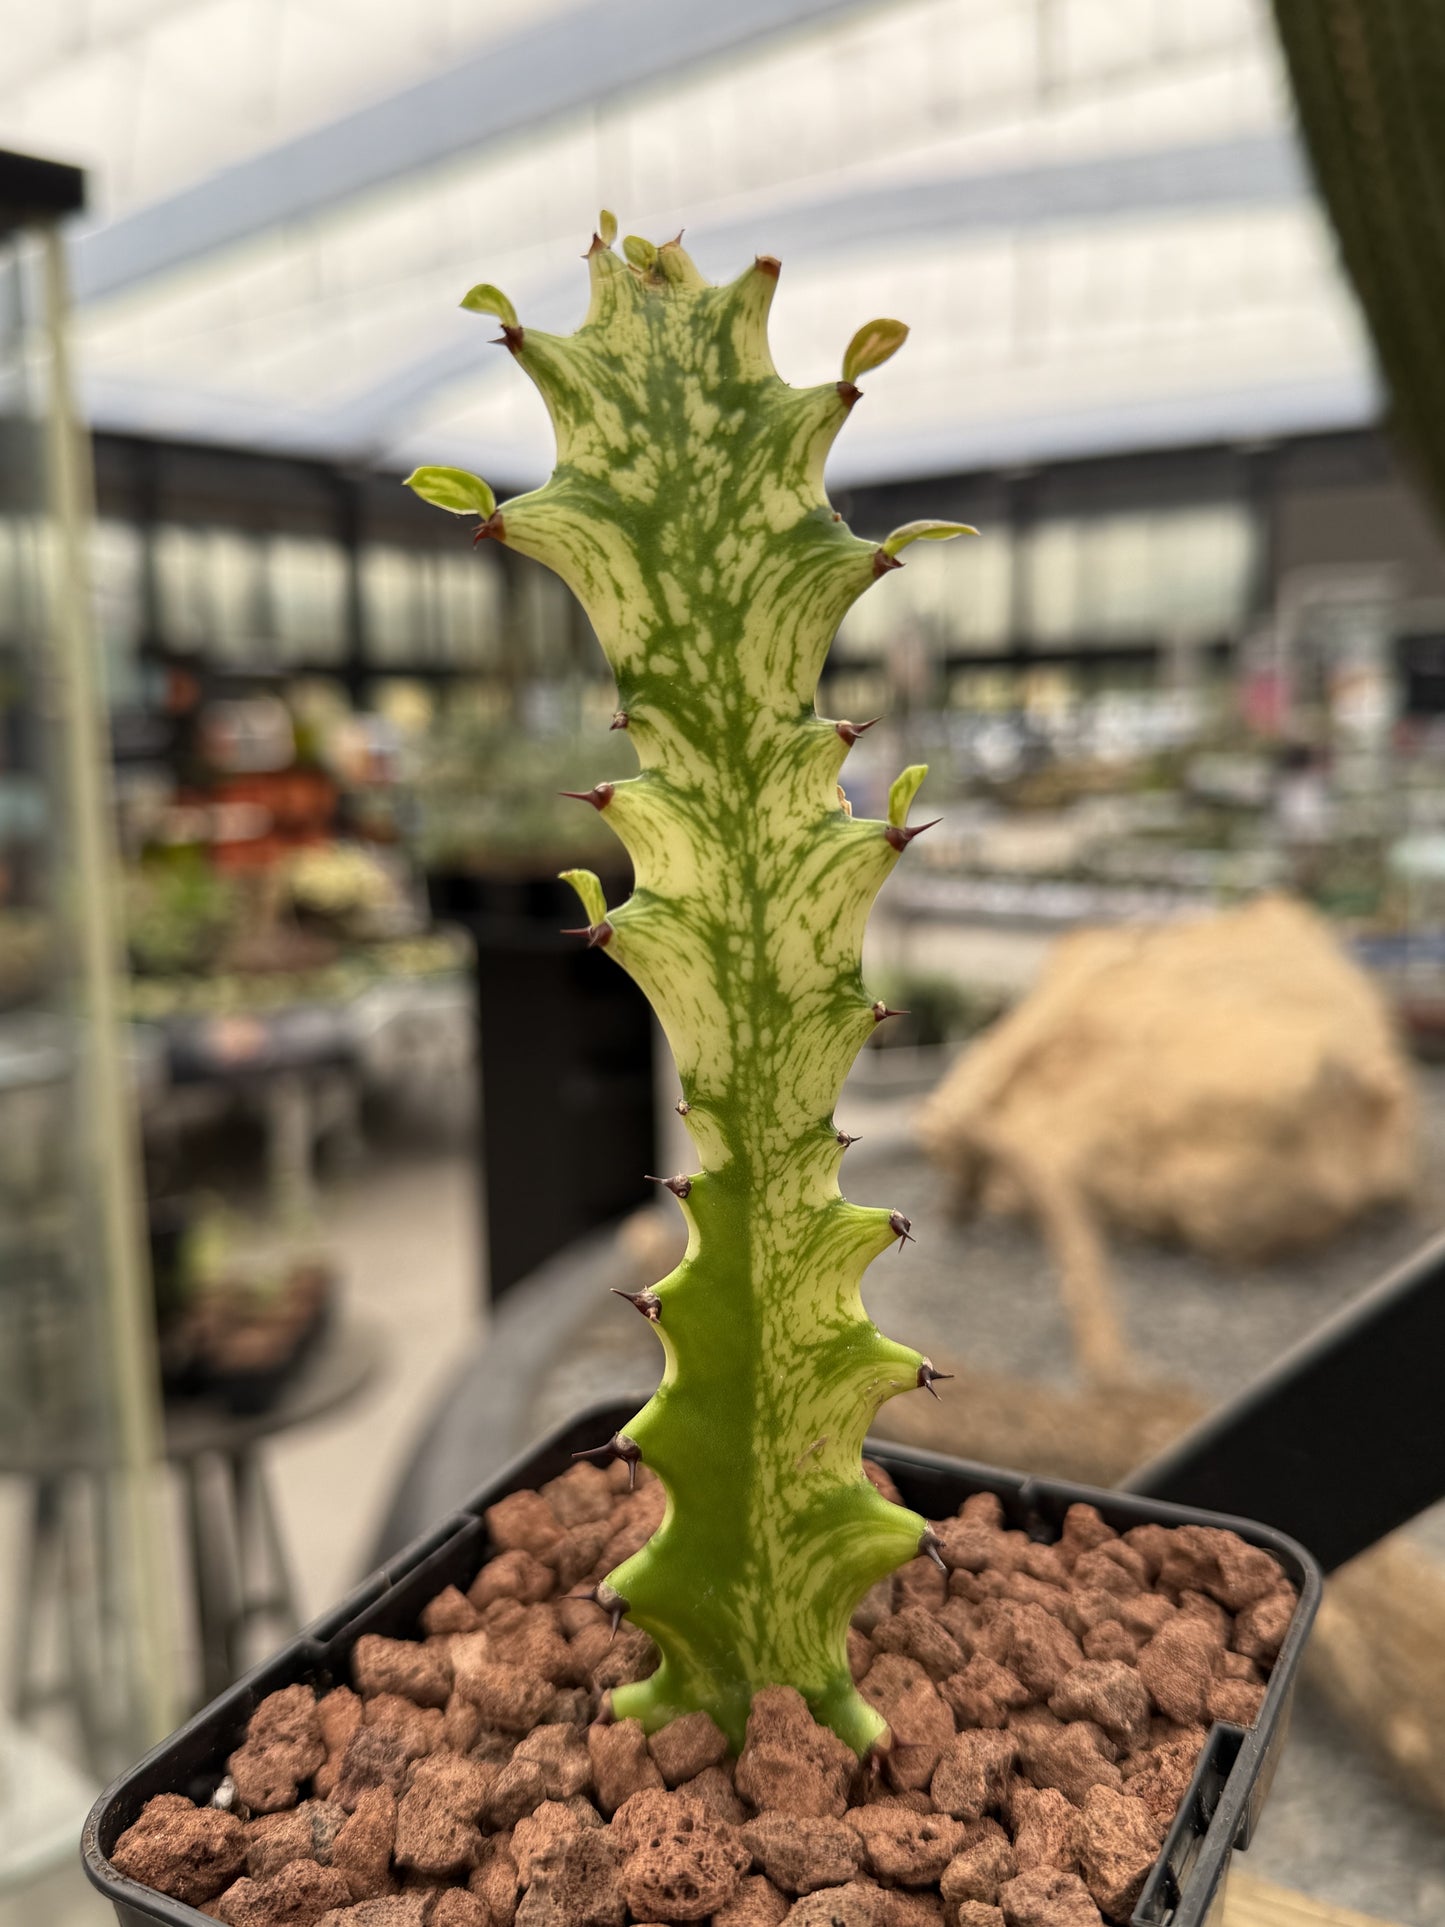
836 1130 860 1147
559 783 614 811
755 253 781 279
873 548 905 577
645 1172 693 1200
500 322 525 354
884 817 941 852
571 1435 642 1485
872 1002 909 1024
610 710 630 731
611 1286 662 1323
472 511 505 546
889 1210 914 1248
837 380 862 408
593 1580 630 1640
919 1526 948 1572
675 1098 691 1116
561 921 614 949
917 1358 953 1399
836 716 881 746
586 232 607 257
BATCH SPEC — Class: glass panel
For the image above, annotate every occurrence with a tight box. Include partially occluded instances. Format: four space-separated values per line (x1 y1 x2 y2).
362 542 425 665
1023 502 1255 646
208 526 264 662
89 517 144 704
435 549 501 668
267 532 346 663
152 522 209 652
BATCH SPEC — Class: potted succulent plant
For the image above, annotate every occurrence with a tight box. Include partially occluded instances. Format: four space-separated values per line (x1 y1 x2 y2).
85 220 1318 1927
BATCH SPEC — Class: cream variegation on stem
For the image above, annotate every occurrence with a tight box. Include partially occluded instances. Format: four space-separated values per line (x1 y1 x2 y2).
406 224 973 1754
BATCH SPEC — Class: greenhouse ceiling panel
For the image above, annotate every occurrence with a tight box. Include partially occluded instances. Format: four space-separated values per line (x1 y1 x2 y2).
0 0 1378 484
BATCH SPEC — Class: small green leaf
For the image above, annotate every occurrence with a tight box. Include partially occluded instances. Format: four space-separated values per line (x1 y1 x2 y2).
599 209 618 246
623 234 659 270
560 868 608 927
403 466 496 519
842 318 909 385
459 283 518 327
881 519 977 559
888 764 928 829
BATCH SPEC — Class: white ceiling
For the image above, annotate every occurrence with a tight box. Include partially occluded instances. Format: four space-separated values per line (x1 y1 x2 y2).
0 0 1378 487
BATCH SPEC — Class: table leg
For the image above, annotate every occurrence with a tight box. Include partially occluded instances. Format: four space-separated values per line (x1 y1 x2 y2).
10 1475 60 1727
224 1450 299 1677
180 1452 239 1708
265 1071 316 1228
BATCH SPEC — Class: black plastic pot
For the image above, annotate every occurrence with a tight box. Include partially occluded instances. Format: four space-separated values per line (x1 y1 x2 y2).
83 1399 1320 1927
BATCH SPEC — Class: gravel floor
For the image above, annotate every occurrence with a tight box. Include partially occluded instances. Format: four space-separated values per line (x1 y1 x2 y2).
526 1062 1445 1924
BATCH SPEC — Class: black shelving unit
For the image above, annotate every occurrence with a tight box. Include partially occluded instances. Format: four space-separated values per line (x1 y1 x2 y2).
426 868 656 1303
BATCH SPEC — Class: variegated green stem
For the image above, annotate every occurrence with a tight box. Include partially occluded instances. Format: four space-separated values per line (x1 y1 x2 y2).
408 230 971 1753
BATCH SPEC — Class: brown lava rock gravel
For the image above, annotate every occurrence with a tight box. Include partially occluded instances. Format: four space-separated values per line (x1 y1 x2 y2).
111 1468 1297 1927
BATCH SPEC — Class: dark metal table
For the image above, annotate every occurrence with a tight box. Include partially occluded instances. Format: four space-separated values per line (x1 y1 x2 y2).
3 1320 382 1775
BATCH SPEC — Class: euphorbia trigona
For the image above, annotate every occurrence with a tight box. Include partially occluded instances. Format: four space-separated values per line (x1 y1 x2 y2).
407 215 971 1753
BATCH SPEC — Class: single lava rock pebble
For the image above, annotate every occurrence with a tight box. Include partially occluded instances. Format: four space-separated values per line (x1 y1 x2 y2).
214 1857 353 1926
618 1804 751 1919
331 1785 397 1898
111 1794 247 1906
715 1874 792 1927
514 1827 625 1927
228 1686 327 1814
843 1807 968 1886
1048 1662 1150 1751
938 1817 1016 1907
588 1717 665 1815
1009 1786 1077 1876
315 1899 429 1927
648 1709 730 1787
352 1634 451 1709
1072 1784 1165 1919
997 1867 1105 1927
931 1730 1017 1820
735 1686 857 1819
783 1879 885 1926
743 1814 865 1895
859 1657 954 1792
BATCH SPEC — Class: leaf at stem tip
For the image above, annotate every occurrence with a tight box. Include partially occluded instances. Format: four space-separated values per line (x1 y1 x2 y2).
403 466 496 519
599 209 618 246
559 867 608 928
842 317 909 385
881 520 978 559
888 764 928 829
623 234 659 270
459 283 519 327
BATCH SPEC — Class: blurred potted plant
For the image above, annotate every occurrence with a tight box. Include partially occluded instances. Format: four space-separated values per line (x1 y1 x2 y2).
86 221 1316 1927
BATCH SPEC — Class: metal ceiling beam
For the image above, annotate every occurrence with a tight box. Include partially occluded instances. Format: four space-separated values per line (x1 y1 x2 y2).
69 0 879 305
327 131 1310 450
83 365 1376 491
